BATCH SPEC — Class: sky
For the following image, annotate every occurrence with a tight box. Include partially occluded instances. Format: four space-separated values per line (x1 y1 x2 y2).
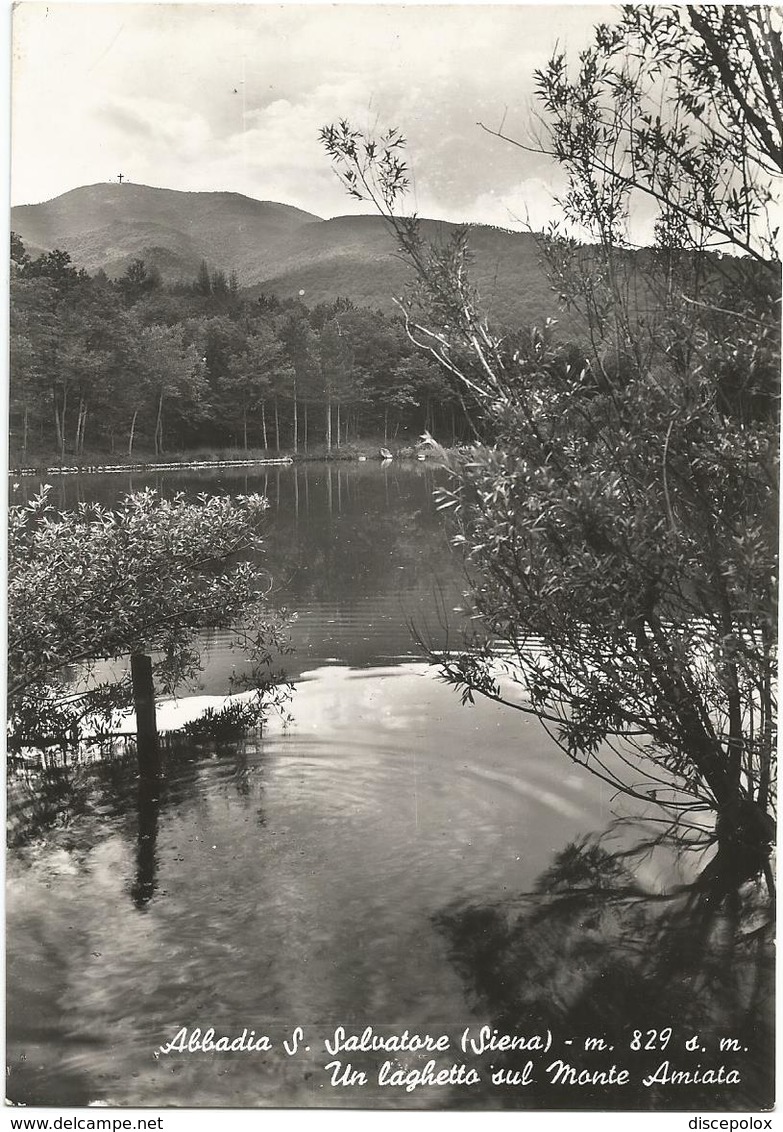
10 2 617 228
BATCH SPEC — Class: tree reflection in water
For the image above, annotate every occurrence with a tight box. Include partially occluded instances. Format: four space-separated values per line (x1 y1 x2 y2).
435 836 773 1110
131 771 160 909
7 734 266 912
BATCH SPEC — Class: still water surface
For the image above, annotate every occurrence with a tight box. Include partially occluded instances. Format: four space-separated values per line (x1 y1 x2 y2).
7 463 773 1109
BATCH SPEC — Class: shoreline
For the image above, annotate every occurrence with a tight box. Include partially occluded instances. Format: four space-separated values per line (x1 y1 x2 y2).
10 456 296 477
9 451 436 477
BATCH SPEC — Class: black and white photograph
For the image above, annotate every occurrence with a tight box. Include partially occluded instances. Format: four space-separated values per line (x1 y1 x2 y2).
7 1 778 1117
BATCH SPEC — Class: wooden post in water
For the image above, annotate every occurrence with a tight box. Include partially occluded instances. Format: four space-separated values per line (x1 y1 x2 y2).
130 652 159 775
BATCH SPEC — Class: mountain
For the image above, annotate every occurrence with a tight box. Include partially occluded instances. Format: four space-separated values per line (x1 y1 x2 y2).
11 182 561 325
11 183 321 278
248 215 555 326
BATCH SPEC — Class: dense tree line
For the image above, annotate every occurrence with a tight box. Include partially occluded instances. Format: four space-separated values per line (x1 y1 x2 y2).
9 238 465 462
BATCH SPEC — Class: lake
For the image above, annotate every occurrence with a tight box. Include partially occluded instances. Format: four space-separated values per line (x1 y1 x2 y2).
6 462 773 1110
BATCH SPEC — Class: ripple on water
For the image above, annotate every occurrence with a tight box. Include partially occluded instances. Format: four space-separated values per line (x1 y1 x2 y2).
8 663 616 1107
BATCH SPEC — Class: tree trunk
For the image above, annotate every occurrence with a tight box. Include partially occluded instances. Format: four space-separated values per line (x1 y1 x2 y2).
75 399 88 457
326 399 332 452
130 653 159 776
155 391 164 456
59 386 68 461
336 402 341 448
61 387 67 461
274 397 280 452
128 409 138 458
261 402 268 450
304 401 308 452
384 406 389 444
292 378 298 454
22 403 28 457
715 796 776 886
53 388 62 453
243 404 248 451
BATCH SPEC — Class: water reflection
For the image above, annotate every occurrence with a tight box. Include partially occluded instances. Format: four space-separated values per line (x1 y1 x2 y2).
13 463 464 677
434 837 774 1110
7 464 774 1110
131 773 160 910
7 665 612 1107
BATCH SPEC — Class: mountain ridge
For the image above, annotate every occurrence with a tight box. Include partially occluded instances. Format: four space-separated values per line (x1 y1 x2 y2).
11 182 559 324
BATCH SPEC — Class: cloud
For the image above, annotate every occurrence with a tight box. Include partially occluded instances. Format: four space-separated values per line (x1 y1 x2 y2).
469 176 568 233
12 3 615 218
95 97 215 158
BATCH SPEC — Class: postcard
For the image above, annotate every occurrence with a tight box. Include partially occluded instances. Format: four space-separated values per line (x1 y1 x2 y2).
7 2 777 1122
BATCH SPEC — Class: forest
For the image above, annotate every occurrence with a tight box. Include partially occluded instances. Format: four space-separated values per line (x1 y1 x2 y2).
9 234 472 464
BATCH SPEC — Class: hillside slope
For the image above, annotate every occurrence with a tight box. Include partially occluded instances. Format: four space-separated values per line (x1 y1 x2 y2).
254 215 559 325
11 182 564 327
